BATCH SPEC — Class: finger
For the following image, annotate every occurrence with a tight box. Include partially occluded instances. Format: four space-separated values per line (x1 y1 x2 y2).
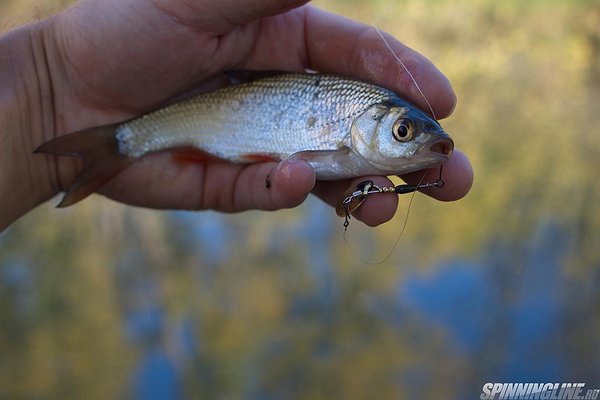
167 0 311 32
231 158 316 211
401 149 474 201
97 153 316 212
221 0 310 26
313 176 398 227
303 7 456 119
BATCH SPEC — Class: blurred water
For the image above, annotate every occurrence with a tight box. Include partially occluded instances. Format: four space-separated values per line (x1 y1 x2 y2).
101 214 598 400
1 201 598 398
132 348 180 400
400 220 569 384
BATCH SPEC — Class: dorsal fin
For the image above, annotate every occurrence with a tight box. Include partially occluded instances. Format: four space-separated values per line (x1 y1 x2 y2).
225 70 290 84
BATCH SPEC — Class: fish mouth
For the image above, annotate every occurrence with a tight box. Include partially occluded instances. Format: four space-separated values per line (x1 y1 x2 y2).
427 138 454 159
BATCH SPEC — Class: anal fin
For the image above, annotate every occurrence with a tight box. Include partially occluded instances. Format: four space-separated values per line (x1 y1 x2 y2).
171 147 220 164
240 153 280 163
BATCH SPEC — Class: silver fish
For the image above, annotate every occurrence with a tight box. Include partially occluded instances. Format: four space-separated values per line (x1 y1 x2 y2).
36 72 453 206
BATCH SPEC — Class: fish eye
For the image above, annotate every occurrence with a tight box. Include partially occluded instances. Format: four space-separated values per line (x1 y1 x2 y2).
392 118 414 142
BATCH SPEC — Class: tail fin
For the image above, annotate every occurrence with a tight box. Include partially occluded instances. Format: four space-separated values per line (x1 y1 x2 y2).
35 124 135 207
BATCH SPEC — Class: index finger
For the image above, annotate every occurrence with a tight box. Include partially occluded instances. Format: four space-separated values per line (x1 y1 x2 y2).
303 6 456 119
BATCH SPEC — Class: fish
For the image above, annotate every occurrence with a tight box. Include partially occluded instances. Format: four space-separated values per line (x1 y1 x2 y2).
35 71 454 207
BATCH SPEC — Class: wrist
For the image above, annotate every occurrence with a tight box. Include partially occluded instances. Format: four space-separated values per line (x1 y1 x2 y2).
0 20 71 231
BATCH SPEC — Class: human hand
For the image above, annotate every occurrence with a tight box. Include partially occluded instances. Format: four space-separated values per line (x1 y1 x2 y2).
0 0 473 230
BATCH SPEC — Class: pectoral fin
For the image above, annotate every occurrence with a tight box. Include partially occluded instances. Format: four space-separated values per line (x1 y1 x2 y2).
290 149 346 162
289 148 355 180
290 148 391 180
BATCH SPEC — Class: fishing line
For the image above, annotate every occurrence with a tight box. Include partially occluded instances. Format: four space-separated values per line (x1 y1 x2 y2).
342 171 428 265
341 25 445 264
372 24 437 121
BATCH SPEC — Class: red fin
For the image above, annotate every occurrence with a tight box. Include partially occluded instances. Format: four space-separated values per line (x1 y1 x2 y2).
170 147 219 164
241 154 280 163
34 124 134 207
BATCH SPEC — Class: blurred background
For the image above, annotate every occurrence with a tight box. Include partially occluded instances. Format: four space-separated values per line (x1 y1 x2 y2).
1 0 599 398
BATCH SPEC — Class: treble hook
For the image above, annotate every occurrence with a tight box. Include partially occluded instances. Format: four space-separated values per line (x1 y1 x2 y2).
337 165 445 230
337 180 378 230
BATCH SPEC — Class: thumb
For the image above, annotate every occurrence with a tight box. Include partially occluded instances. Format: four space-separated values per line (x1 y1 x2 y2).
199 0 311 30
220 0 311 22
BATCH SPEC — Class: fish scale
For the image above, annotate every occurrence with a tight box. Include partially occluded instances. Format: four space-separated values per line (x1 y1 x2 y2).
115 73 394 160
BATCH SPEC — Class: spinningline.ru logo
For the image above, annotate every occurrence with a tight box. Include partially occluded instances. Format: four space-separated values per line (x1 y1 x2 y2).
480 383 600 400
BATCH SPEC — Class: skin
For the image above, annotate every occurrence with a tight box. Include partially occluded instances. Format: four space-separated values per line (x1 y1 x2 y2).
0 0 473 232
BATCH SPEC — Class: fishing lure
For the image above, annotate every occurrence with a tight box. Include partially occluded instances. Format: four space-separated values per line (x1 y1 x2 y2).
336 166 445 230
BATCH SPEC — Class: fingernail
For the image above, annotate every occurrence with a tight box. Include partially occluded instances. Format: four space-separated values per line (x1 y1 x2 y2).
274 159 293 180
274 158 311 181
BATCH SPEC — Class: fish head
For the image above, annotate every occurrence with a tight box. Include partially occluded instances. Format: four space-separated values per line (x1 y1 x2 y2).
350 99 454 175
